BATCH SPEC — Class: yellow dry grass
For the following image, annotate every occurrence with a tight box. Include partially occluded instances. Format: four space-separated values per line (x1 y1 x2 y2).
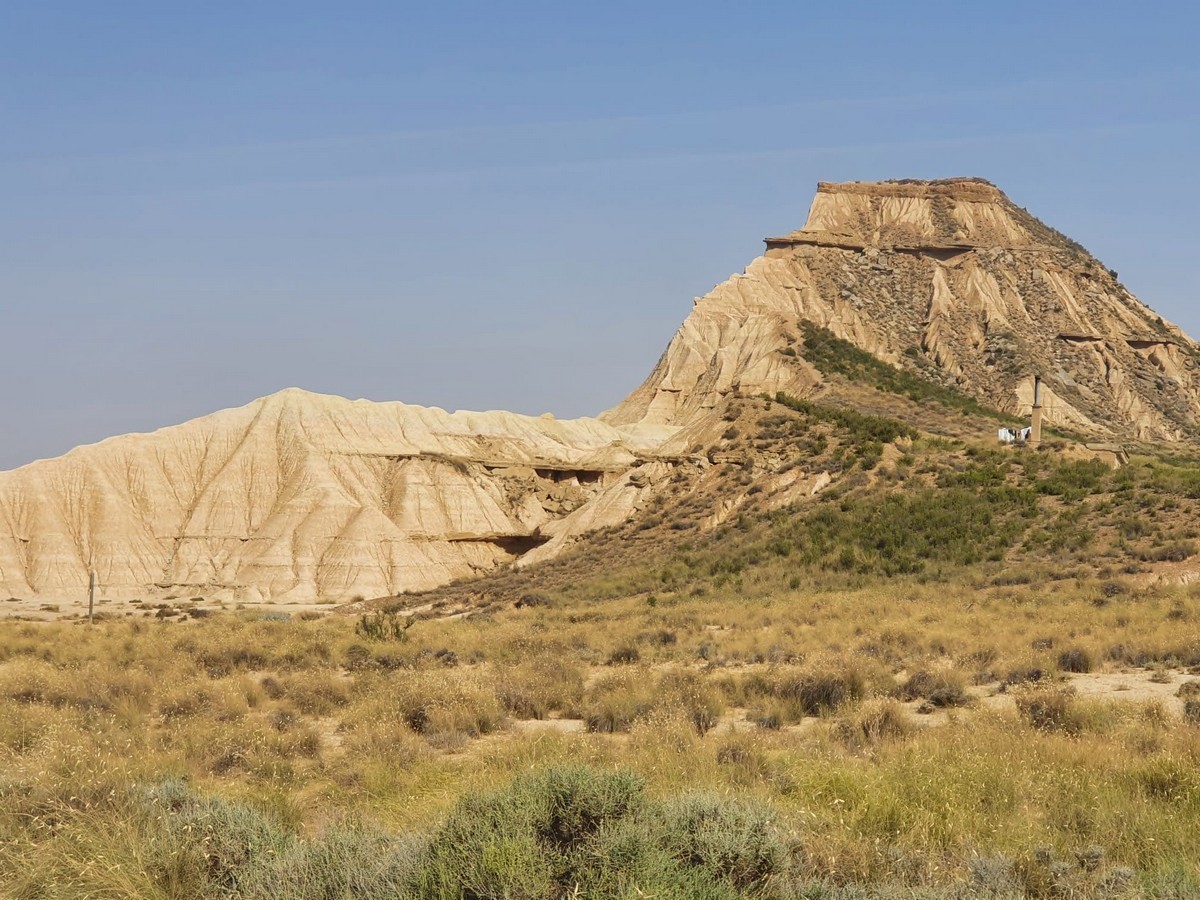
0 581 1197 896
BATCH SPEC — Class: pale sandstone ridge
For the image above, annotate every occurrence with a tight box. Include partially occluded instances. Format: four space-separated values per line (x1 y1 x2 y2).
0 389 676 604
607 178 1200 439
4 178 1198 605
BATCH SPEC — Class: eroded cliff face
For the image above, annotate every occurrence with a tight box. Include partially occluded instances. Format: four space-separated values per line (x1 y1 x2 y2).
0 389 676 604
3 179 1198 604
607 179 1200 440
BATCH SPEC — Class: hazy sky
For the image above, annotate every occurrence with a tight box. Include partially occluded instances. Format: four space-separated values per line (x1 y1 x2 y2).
2 1 1198 469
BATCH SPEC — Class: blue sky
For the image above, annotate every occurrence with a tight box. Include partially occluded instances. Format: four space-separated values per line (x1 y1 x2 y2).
2 1 1197 468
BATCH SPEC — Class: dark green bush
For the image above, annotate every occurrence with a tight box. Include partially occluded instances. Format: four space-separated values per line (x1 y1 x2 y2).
1035 459 1110 501
772 391 916 447
791 485 1036 577
355 609 413 642
418 767 785 899
796 323 1010 421
140 779 422 899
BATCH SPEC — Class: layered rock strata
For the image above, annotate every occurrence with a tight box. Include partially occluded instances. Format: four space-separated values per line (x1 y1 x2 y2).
4 179 1198 604
0 390 674 603
608 179 1200 440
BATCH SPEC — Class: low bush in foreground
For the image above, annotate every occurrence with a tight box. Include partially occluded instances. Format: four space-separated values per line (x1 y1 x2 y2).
420 767 783 899
68 769 786 899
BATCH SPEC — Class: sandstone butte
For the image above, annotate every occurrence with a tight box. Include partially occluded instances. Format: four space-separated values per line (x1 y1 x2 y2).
3 178 1199 607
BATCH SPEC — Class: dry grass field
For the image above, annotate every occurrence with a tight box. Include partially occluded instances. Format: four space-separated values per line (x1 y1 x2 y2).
4 352 1200 897
0 570 1198 897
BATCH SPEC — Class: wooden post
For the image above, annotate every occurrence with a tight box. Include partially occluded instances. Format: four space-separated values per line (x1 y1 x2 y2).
88 571 95 625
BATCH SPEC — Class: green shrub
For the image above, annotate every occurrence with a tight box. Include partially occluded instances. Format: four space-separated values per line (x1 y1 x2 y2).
792 486 1035 576
417 767 644 897
355 609 413 642
416 767 784 899
796 322 1010 420
142 779 295 892
643 793 782 891
772 392 916 447
1035 459 1110 500
140 780 422 899
234 827 424 900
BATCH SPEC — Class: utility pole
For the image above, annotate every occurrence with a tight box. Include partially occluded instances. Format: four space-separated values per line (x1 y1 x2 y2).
88 571 95 625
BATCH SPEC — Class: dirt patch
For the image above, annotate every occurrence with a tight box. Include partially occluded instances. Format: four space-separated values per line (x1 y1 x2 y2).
1064 670 1187 713
510 718 586 734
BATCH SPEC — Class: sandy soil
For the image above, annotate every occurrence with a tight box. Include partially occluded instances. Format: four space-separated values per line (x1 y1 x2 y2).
0 593 337 623
485 669 1200 749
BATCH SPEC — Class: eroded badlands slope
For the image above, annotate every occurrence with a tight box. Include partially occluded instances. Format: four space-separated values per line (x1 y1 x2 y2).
608 179 1200 440
0 390 674 603
3 178 1198 604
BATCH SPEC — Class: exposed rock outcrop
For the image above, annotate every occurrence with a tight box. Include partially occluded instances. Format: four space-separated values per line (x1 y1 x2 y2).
608 179 1200 440
3 178 1198 605
0 389 674 603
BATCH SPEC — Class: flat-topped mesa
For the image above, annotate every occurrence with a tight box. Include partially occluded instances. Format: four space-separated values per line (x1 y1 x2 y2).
610 178 1200 443
766 178 1059 255
816 178 1006 201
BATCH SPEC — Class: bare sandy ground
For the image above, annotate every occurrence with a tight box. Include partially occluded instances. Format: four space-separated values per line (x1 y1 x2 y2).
0 592 335 622
499 669 1199 742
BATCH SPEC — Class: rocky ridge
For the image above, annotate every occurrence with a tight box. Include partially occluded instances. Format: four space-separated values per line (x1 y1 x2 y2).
0 390 677 604
608 178 1200 441
3 179 1198 605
